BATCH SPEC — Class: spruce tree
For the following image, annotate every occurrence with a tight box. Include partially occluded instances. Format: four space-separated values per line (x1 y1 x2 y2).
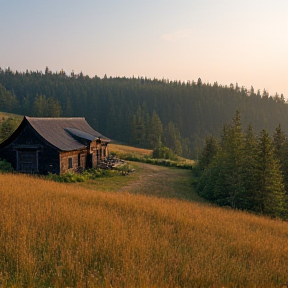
198 135 218 171
163 122 182 156
131 105 149 147
241 124 258 210
220 111 246 208
254 130 287 217
273 124 288 191
273 124 286 159
147 111 163 149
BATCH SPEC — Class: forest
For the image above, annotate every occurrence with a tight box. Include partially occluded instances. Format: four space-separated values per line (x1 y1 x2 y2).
0 67 287 159
195 111 288 219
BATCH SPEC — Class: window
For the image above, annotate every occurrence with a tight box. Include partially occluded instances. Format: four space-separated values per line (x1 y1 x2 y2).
68 158 73 169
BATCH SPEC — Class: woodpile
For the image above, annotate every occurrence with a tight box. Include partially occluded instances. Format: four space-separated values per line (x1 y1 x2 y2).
97 155 125 170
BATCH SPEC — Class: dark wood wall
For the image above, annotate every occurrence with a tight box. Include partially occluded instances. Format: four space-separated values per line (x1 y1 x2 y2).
0 124 60 174
0 123 110 175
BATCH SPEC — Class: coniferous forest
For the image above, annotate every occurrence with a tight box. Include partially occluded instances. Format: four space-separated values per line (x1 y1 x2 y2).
196 111 288 219
0 67 287 159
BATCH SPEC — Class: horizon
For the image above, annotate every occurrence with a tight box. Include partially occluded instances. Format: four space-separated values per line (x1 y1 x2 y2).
0 66 284 97
1 0 287 97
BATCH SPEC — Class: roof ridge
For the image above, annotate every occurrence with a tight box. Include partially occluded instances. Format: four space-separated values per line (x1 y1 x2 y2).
25 116 85 120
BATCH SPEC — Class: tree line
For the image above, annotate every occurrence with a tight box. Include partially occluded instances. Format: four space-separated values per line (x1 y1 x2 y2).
0 67 287 158
195 111 288 219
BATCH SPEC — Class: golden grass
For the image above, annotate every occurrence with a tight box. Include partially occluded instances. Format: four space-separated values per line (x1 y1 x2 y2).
109 143 153 157
108 143 195 167
1 173 288 287
0 111 22 119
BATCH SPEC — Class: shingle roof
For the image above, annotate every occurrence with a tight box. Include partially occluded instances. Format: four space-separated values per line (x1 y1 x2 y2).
25 116 110 151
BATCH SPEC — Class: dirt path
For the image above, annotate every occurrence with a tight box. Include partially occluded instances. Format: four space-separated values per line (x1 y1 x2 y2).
119 162 204 202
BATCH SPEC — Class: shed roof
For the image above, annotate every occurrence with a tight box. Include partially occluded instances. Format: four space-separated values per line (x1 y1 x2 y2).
25 116 110 151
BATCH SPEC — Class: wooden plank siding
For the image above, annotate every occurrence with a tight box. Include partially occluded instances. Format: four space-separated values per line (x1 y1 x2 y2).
60 149 88 174
0 116 111 175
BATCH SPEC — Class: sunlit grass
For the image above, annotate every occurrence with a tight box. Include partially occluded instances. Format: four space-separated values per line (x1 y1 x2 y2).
108 143 195 169
109 142 153 157
0 111 22 119
1 173 288 287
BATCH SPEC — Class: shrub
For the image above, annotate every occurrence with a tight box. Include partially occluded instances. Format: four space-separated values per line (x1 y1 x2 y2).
115 163 135 175
152 146 176 160
0 159 13 173
46 167 126 183
47 172 85 183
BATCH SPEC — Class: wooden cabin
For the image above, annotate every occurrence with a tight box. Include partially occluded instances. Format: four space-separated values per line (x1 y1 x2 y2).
0 116 110 174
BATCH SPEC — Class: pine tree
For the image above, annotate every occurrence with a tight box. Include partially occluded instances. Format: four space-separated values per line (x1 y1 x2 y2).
272 124 288 210
163 122 182 156
254 130 287 217
273 124 286 159
197 111 246 208
198 135 218 171
131 105 149 146
220 111 246 208
147 111 163 149
241 124 258 210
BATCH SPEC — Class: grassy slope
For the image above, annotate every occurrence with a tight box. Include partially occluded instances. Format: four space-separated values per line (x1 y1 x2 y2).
79 143 199 200
1 173 288 288
0 111 23 119
1 134 288 287
78 161 203 202
109 142 153 157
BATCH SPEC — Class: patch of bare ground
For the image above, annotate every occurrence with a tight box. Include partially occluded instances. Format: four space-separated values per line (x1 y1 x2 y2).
119 162 205 202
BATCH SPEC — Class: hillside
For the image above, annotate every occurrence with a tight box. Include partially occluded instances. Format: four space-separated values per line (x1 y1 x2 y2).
0 112 22 143
0 111 22 119
1 167 288 287
1 69 288 158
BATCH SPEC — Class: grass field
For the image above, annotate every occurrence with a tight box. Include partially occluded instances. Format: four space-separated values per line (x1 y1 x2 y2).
1 130 288 287
78 162 203 202
108 142 195 168
1 172 288 287
0 111 22 120
109 142 153 157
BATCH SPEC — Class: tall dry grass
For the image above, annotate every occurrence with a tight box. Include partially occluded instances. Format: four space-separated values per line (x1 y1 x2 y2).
1 173 288 287
0 111 22 119
108 143 153 157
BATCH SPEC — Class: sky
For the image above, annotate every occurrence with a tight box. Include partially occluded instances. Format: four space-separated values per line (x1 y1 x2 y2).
0 0 287 97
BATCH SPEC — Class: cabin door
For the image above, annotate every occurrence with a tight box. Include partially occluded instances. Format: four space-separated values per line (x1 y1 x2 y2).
86 153 93 169
17 151 38 173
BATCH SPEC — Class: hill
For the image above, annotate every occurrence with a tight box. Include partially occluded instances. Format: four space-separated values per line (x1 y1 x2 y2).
0 112 22 143
1 68 288 158
1 168 288 287
0 111 22 119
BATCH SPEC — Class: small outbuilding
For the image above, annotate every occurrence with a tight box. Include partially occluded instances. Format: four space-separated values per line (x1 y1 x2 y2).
0 116 110 174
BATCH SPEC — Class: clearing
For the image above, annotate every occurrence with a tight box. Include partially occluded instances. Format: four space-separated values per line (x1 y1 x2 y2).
78 161 204 203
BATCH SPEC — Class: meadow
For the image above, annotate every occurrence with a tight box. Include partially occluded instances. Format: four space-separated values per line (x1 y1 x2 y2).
1 172 288 287
108 143 153 158
108 143 194 169
0 111 22 120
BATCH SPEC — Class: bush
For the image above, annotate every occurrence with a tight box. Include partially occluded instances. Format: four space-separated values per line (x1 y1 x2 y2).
152 146 176 160
115 163 135 175
0 160 14 173
111 152 193 170
46 167 126 183
47 172 86 183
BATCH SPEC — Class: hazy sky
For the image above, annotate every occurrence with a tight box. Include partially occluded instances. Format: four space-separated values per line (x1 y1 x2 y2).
1 0 287 97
